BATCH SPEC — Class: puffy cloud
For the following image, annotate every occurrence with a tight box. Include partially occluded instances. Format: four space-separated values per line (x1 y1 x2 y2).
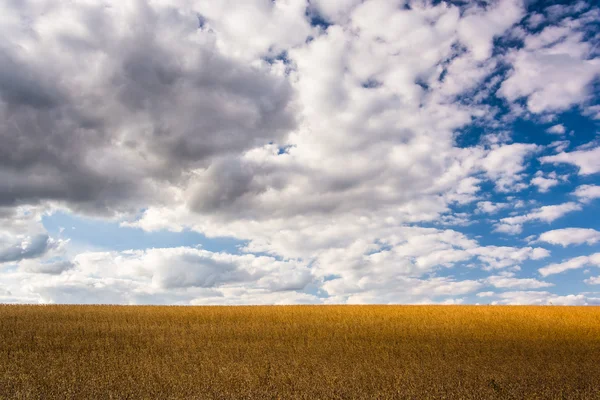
0 234 57 264
325 276 483 305
1 247 315 304
546 124 566 135
531 176 559 193
498 20 600 113
538 228 600 247
490 291 600 305
495 202 582 234
585 276 600 285
0 0 296 215
584 276 600 285
476 201 508 214
456 0 524 61
573 184 600 202
540 147 600 175
539 253 600 277
480 143 539 192
1 0 599 305
309 0 363 24
19 260 75 275
485 274 553 289
193 0 312 60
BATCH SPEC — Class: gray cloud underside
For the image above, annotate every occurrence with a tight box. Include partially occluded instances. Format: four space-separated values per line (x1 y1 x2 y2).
1 0 600 304
0 1 295 214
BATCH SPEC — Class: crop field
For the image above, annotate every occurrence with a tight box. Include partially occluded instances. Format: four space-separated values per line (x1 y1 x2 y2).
0 305 599 399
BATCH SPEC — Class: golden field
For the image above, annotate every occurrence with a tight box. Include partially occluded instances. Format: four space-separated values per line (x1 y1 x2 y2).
0 305 599 399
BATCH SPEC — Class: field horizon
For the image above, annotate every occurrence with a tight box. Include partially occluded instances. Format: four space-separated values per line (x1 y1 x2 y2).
1 304 599 399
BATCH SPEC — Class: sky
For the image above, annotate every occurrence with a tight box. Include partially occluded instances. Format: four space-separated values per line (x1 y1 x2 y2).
1 0 600 305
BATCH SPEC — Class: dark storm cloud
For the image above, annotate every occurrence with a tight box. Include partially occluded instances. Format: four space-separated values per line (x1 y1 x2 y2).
0 1 296 215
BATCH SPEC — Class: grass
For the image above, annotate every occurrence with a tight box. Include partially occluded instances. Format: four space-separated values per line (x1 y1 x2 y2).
0 305 599 399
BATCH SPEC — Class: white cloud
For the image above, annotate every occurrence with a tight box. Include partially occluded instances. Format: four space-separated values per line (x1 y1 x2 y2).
538 228 600 247
457 0 524 61
477 201 508 214
548 140 570 153
539 253 600 277
309 0 363 24
574 184 600 202
540 146 600 175
191 0 313 60
485 274 553 289
490 291 599 305
585 276 600 285
480 143 539 192
498 23 600 113
531 176 559 193
0 0 599 305
496 202 582 234
546 124 566 135
0 247 317 304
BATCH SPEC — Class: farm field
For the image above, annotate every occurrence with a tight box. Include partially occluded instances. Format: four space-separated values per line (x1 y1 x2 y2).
0 305 599 399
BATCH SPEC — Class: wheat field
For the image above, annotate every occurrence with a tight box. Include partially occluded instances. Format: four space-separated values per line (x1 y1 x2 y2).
0 305 599 399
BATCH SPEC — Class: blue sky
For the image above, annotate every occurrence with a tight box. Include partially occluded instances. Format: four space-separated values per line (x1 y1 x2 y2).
1 0 599 304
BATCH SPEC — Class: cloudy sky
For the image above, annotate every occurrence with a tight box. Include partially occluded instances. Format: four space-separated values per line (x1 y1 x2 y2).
1 0 599 305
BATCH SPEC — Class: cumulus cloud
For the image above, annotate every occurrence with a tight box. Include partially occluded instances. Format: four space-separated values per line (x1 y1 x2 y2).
540 147 600 175
0 234 56 264
546 124 566 135
585 276 600 285
498 17 600 113
0 0 297 215
539 253 600 277
574 184 600 202
530 176 559 193
1 247 315 304
495 202 582 234
1 0 600 304
485 273 553 289
538 228 600 247
489 291 600 305
19 260 75 275
481 143 539 192
476 201 508 214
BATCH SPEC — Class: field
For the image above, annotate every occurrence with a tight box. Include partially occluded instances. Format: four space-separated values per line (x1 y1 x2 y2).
0 305 599 399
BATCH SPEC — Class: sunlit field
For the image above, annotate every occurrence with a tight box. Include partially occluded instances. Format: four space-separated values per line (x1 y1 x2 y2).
1 305 599 399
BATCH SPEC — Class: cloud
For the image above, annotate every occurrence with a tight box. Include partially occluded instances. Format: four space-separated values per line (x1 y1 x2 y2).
0 234 54 264
539 253 600 277
585 276 600 285
495 202 582 234
574 185 600 202
485 274 553 289
1 0 599 305
538 228 600 247
0 0 296 215
456 0 524 61
19 260 75 275
584 276 600 285
546 124 566 135
0 247 316 304
481 143 539 192
540 147 600 175
476 201 508 214
498 20 600 113
489 291 600 305
531 176 559 193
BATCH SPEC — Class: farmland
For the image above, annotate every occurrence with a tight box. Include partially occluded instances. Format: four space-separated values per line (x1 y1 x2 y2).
0 305 599 399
